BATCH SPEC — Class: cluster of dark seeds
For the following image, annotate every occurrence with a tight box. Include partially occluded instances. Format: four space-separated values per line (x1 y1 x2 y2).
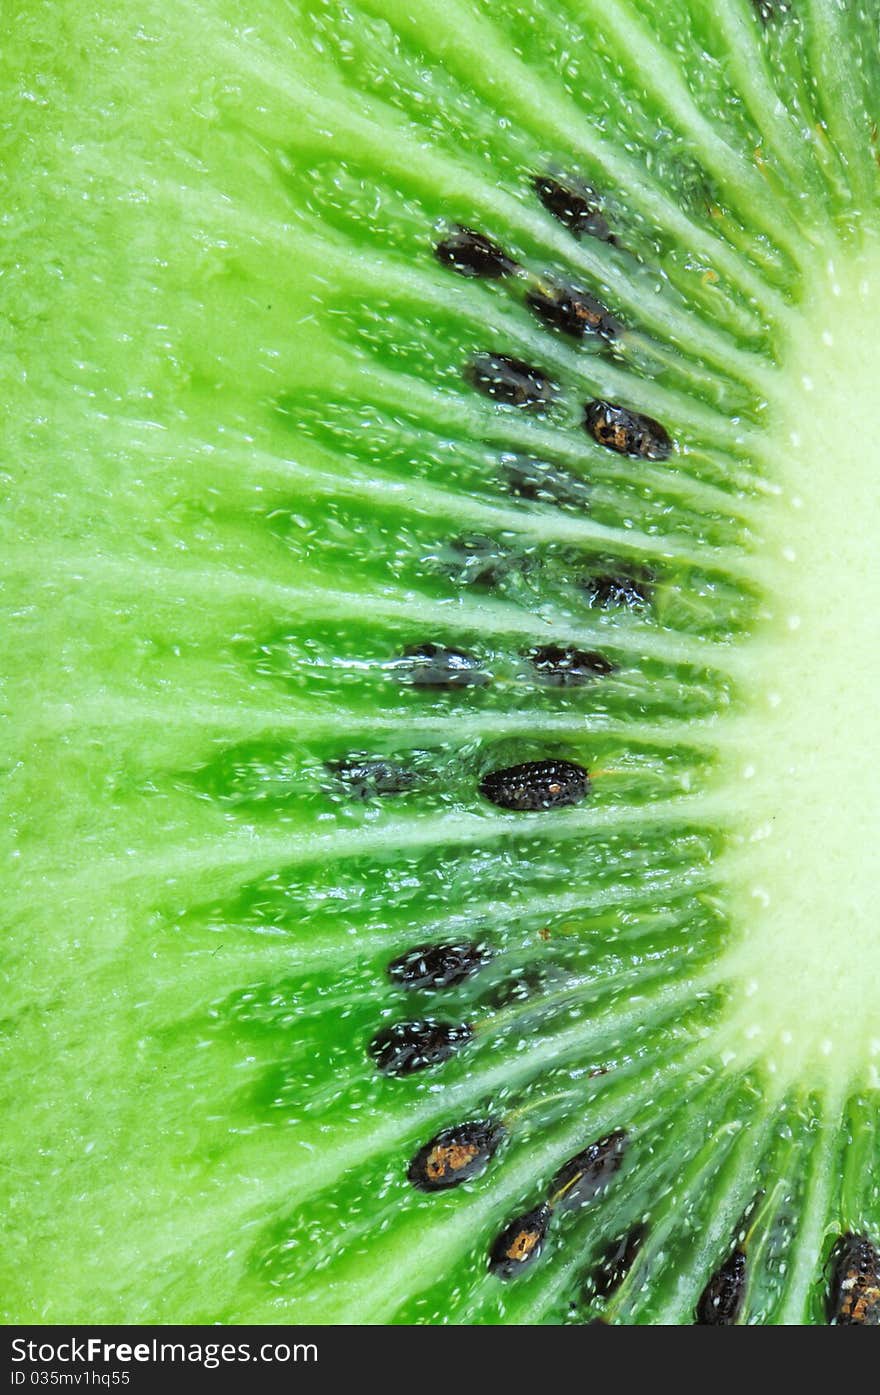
827 1233 880 1325
434 181 676 475
399 639 616 690
373 939 492 1078
373 940 492 1077
332 744 601 830
576 1225 880 1324
368 769 593 1080
354 152 880 1326
695 1249 747 1325
365 172 676 1282
489 1131 629 1279
434 223 619 347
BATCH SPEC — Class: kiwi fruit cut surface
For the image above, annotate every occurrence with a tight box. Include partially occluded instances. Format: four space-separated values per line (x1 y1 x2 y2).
4 0 880 1326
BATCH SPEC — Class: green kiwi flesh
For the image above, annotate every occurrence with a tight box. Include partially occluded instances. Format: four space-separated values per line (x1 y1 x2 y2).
3 0 880 1325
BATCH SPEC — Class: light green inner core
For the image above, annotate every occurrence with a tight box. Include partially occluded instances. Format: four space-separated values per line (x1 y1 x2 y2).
721 237 880 1084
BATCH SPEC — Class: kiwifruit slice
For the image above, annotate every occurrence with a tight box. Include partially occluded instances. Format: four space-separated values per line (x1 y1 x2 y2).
4 0 880 1327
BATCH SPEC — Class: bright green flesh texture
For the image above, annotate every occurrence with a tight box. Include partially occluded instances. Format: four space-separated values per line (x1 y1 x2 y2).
4 0 880 1325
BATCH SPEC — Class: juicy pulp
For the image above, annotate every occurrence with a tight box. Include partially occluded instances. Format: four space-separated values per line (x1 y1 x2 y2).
3 0 880 1325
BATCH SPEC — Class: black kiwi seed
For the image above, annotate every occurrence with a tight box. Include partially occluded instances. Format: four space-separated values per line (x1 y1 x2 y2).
502 455 591 510
585 573 652 610
467 353 557 410
479 759 590 812
549 1130 628 1211
326 758 419 799
489 1204 553 1279
434 226 518 279
388 941 492 991
525 280 620 341
527 644 614 685
826 1232 880 1325
407 1120 505 1191
592 1224 647 1298
400 642 489 689
369 1020 474 1077
584 400 673 460
533 174 618 246
694 1249 747 1325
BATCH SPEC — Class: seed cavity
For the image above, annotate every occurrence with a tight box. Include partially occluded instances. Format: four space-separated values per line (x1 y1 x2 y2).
483 962 553 1011
388 941 493 991
526 279 619 341
533 174 618 245
502 455 591 510
369 1020 473 1076
489 1204 552 1279
434 226 518 279
752 0 786 23
585 572 652 610
695 1249 747 1325
399 642 489 689
327 758 419 799
827 1233 880 1325
549 1131 627 1211
527 644 614 686
443 535 523 588
408 1120 505 1191
468 353 556 410
479 759 590 812
584 400 672 460
592 1224 647 1299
